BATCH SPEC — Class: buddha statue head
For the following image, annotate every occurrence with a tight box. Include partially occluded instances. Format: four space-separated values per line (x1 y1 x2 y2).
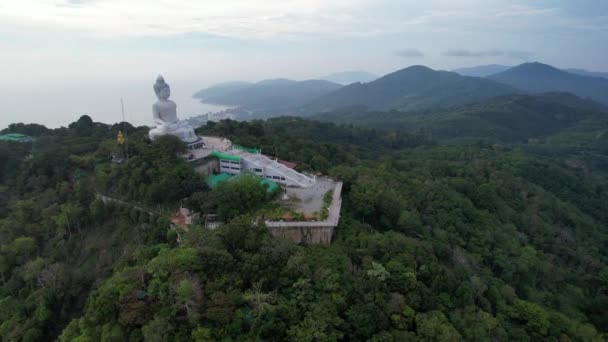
153 75 171 100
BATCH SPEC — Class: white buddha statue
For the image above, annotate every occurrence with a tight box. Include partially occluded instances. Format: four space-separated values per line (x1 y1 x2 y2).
148 75 198 143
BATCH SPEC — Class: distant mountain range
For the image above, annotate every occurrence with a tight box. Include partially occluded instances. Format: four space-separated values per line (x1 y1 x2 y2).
304 65 517 113
454 64 608 80
452 64 512 77
564 68 608 79
193 79 342 113
193 81 253 102
194 62 608 119
488 62 608 105
321 70 379 84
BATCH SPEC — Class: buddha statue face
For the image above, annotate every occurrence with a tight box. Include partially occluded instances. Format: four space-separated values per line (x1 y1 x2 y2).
154 75 171 101
159 86 171 100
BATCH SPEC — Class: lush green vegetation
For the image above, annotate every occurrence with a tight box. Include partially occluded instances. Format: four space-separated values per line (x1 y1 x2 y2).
0 118 176 341
313 93 608 143
211 172 279 220
312 93 608 182
95 134 205 210
197 117 429 173
0 116 606 340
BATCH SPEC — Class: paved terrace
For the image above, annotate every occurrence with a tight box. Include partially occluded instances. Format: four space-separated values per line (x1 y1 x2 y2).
278 177 334 214
266 181 343 228
184 136 232 160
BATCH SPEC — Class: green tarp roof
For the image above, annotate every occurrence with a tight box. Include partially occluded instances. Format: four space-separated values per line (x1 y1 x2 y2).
259 178 279 193
210 150 241 162
0 133 31 141
207 173 233 188
207 172 279 193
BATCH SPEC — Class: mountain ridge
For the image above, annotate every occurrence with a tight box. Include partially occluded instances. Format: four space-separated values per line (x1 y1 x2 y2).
453 64 608 79
193 78 342 112
321 70 378 84
453 64 512 77
565 68 608 79
304 65 519 113
488 62 608 105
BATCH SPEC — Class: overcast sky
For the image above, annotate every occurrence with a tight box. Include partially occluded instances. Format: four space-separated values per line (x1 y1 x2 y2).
1 0 607 127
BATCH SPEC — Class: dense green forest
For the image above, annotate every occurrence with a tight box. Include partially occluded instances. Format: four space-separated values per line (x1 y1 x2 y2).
313 93 607 139
312 92 608 181
0 116 607 340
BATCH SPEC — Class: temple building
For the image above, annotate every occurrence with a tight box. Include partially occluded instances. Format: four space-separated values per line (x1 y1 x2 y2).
147 74 342 244
212 148 315 188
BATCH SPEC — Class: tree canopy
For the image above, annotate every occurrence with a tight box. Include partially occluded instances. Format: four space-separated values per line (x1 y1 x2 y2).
0 116 606 340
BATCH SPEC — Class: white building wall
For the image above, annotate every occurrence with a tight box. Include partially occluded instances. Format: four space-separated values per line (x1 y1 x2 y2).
216 149 315 188
241 158 265 178
219 159 242 175
241 155 312 187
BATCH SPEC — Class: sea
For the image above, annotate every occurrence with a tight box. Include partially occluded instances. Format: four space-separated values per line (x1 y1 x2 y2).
1 81 229 130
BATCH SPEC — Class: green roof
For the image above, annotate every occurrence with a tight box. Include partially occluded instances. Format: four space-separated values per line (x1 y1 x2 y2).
259 178 279 193
0 133 32 142
210 150 241 162
207 173 233 188
207 172 279 193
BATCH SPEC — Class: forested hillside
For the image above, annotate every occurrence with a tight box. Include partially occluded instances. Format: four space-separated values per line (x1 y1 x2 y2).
193 63 608 122
192 81 253 102
304 65 518 113
313 92 608 178
454 65 608 79
313 93 608 144
320 93 608 136
193 79 342 114
489 63 608 105
0 116 606 340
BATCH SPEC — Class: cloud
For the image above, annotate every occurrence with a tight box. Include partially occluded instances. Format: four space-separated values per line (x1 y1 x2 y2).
60 0 100 7
443 49 534 59
394 49 424 58
1 0 377 39
0 0 600 42
65 0 97 4
494 4 558 17
443 49 503 57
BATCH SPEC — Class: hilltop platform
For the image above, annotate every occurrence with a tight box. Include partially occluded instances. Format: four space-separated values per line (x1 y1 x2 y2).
265 181 342 245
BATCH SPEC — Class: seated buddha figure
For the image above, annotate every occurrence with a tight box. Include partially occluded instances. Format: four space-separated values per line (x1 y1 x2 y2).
148 75 198 143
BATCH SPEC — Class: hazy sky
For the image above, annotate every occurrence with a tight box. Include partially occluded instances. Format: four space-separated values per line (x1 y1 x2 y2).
1 0 607 128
